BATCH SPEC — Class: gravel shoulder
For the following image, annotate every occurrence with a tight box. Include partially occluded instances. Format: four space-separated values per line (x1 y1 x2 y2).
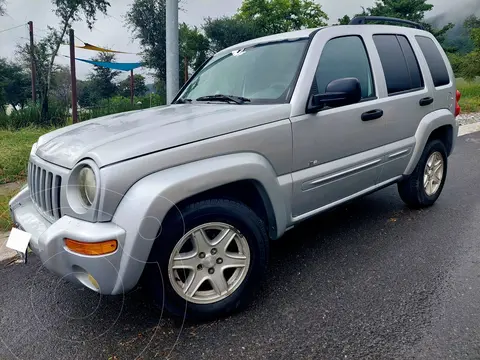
456 112 480 126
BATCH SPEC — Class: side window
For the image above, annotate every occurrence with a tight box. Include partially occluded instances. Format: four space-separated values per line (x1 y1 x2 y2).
397 35 424 89
313 36 375 100
415 36 450 87
373 34 424 95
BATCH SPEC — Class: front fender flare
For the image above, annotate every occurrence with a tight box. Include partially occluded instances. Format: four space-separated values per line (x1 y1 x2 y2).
110 152 288 294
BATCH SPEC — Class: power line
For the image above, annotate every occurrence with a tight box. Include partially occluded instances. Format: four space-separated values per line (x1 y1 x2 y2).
0 23 26 34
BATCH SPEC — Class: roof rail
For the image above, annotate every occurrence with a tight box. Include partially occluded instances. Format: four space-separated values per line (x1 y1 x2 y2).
349 16 425 30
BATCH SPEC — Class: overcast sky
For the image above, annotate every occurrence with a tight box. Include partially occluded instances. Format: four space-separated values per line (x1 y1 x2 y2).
0 0 471 81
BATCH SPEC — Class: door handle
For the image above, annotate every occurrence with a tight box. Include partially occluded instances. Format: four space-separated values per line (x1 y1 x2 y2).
361 109 383 121
419 97 434 106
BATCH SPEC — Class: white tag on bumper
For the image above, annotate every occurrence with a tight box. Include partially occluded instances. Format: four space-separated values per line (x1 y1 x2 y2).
6 227 31 262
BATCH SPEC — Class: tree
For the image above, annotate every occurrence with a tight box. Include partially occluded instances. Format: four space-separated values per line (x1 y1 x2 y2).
77 79 98 108
179 23 210 84
50 65 71 107
87 52 121 100
126 0 170 86
461 16 480 81
118 74 148 97
22 0 110 121
366 0 453 45
0 0 6 16
236 0 328 35
203 17 261 53
367 0 432 23
126 1 208 87
0 58 31 111
337 15 351 25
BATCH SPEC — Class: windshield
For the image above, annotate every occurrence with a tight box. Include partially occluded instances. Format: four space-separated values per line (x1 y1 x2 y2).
177 39 309 104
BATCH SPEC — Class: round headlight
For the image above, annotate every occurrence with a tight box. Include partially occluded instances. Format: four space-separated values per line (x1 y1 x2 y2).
78 166 97 207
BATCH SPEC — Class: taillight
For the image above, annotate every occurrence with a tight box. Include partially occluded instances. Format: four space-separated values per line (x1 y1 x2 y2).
455 90 461 117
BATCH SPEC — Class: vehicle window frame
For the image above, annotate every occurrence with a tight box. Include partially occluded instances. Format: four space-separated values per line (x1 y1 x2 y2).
307 34 377 111
415 35 450 88
373 33 426 97
173 37 316 105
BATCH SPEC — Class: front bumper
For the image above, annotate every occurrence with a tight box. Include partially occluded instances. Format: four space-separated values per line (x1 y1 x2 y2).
9 187 127 294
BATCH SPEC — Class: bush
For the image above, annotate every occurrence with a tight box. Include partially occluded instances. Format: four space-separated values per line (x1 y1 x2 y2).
0 101 68 130
78 94 166 121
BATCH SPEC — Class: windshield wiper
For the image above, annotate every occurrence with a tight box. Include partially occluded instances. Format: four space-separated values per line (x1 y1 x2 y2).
175 98 192 104
196 94 251 104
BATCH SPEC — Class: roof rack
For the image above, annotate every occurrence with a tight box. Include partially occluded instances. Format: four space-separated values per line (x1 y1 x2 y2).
349 16 425 30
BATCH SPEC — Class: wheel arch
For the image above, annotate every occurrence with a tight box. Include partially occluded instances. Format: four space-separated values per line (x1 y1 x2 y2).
403 109 457 176
110 153 289 294
171 179 278 239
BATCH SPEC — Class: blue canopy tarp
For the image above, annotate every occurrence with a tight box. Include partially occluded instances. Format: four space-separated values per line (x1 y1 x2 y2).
75 58 143 71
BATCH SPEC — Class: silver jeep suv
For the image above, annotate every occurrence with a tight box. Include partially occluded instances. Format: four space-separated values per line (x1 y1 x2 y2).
9 17 461 319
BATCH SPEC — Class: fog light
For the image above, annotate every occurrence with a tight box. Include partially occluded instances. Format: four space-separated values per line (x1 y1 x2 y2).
87 274 100 290
65 239 117 255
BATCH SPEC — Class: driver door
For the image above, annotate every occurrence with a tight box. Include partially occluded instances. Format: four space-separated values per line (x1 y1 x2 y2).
290 34 387 218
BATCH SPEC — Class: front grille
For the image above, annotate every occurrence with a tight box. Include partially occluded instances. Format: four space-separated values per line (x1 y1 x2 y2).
28 162 62 220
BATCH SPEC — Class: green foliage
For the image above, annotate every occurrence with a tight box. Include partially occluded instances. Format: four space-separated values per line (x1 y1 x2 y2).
236 0 328 34
367 0 432 23
458 16 480 81
52 0 111 29
179 23 210 84
77 79 99 107
0 58 31 110
340 0 453 47
337 15 351 25
126 0 170 83
78 94 165 121
203 17 260 53
0 102 67 130
457 78 480 113
0 127 51 184
14 0 111 122
50 65 71 107
118 74 149 98
87 52 121 100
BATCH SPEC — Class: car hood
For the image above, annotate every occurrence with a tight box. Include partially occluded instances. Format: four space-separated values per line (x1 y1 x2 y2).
36 103 291 169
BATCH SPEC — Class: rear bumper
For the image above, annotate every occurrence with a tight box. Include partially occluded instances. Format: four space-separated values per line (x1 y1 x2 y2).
9 187 127 294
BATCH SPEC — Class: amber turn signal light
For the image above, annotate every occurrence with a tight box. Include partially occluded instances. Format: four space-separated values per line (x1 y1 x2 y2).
64 239 117 255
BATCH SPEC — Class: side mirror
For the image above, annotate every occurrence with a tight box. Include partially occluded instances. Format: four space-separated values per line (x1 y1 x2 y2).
307 77 362 113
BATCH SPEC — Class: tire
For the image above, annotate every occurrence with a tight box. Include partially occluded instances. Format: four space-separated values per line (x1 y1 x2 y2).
143 198 269 320
397 139 448 208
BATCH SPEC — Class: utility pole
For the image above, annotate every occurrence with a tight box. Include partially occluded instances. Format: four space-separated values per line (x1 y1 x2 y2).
69 28 78 123
130 69 134 106
184 56 188 84
27 21 36 104
166 0 179 104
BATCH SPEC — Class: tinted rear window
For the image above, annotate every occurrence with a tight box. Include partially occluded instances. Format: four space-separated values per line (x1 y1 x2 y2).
397 35 424 89
415 36 450 87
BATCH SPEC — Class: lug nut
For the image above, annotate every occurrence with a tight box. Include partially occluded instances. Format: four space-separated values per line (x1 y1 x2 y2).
208 268 215 274
211 248 217 255
216 258 223 264
199 252 205 258
197 264 203 270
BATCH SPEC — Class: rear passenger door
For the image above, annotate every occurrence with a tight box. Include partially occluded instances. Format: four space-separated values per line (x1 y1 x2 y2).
371 33 434 183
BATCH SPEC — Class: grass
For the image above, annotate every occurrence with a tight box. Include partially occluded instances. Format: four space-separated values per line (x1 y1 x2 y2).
457 78 480 113
0 127 51 231
0 186 22 231
0 127 51 184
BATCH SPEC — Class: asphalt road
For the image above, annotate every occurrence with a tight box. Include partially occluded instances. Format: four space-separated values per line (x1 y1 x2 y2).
2 132 480 360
